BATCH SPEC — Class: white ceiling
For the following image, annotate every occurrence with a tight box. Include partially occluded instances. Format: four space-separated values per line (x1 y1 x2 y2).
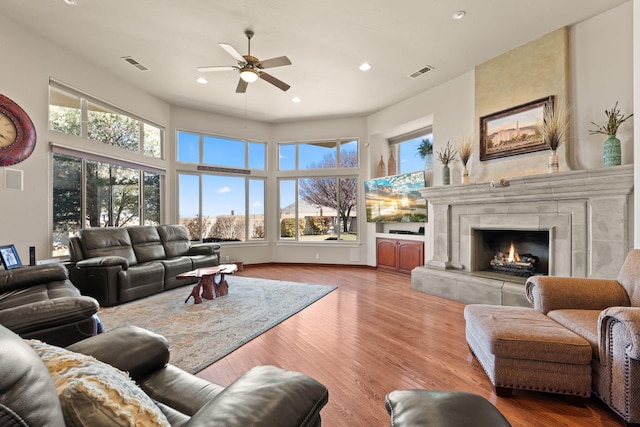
2 0 628 123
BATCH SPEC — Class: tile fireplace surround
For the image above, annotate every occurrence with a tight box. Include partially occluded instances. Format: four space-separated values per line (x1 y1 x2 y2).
412 165 634 307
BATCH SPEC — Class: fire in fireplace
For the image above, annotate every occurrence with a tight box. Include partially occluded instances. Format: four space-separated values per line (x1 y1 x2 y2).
473 229 549 278
490 243 539 277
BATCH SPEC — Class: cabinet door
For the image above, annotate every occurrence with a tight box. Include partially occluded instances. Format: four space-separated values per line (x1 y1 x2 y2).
397 241 424 274
376 239 398 272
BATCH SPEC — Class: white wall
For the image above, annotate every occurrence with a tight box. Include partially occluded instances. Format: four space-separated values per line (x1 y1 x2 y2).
0 13 170 263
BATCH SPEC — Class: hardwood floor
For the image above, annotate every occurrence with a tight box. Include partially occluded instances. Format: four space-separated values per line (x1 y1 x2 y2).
196 264 623 426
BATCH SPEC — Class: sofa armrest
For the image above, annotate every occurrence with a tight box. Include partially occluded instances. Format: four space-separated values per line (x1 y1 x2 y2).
0 296 99 333
189 243 221 256
76 256 129 270
599 306 640 360
67 325 170 380
525 276 629 314
185 365 328 427
0 264 68 293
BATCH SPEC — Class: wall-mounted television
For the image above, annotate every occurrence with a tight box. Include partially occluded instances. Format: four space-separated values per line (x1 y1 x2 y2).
364 171 427 223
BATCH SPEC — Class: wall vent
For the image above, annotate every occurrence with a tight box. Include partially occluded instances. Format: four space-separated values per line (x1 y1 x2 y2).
408 65 434 79
121 56 150 71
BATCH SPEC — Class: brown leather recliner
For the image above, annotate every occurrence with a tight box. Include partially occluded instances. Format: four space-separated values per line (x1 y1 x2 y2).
0 323 328 426
0 263 99 347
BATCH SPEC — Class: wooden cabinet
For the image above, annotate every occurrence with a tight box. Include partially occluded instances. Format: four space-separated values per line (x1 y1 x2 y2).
376 238 424 275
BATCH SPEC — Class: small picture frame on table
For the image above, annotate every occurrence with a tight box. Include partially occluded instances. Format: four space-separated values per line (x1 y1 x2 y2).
0 244 22 270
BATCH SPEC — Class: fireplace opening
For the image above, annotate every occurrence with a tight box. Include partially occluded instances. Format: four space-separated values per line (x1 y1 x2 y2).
473 229 549 277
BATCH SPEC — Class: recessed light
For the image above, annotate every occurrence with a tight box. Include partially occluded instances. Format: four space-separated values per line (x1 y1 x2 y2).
292 96 302 103
452 10 466 20
64 0 78 5
359 63 372 71
196 77 208 84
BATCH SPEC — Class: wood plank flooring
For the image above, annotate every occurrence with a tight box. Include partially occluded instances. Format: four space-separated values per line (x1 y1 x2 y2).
196 264 623 426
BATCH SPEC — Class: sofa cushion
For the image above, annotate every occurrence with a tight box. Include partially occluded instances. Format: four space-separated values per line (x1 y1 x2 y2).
28 339 170 427
128 226 167 263
157 225 192 258
547 309 601 358
118 263 165 302
79 228 138 266
161 256 195 290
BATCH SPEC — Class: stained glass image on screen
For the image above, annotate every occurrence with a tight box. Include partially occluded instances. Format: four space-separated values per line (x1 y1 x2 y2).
364 171 427 223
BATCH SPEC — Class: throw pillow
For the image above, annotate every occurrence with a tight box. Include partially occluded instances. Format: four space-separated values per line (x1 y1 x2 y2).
27 340 170 427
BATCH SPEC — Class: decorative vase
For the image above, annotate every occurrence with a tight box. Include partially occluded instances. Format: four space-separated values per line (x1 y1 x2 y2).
462 166 469 183
388 151 396 176
603 135 621 167
424 153 434 171
548 150 559 173
377 155 386 177
442 164 450 185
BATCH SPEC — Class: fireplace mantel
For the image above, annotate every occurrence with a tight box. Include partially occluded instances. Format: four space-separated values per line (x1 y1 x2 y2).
412 165 634 307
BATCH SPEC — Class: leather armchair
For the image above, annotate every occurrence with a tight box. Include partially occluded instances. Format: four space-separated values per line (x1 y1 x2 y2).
0 323 328 426
0 263 99 347
525 249 640 425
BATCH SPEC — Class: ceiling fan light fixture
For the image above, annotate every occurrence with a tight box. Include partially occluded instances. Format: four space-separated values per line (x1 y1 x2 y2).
240 69 259 83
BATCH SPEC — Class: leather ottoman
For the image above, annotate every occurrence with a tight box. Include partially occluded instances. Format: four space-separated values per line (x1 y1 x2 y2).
464 304 592 399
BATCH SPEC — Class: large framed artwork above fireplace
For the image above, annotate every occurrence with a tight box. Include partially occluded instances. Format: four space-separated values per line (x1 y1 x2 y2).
411 165 634 307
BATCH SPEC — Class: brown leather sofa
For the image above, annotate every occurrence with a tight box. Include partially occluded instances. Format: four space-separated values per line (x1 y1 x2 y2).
0 323 328 426
525 249 640 425
69 224 220 306
0 263 99 347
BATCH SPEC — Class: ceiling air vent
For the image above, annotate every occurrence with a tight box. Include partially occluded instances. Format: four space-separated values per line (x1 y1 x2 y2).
121 56 150 71
408 65 434 79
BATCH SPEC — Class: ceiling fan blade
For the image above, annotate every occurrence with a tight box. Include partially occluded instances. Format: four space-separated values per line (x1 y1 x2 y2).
235 78 248 93
197 66 237 72
220 43 246 64
259 56 292 69
259 72 290 91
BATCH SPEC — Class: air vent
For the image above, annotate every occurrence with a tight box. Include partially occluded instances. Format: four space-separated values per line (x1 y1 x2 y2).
408 65 434 79
121 56 150 71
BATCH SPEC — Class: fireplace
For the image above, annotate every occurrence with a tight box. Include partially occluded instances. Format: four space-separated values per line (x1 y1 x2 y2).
473 229 549 277
411 166 633 307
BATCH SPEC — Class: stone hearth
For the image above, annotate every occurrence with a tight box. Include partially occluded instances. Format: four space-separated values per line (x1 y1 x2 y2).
411 165 634 307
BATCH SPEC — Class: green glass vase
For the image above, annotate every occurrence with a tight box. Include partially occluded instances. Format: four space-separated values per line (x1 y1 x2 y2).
603 135 621 167
442 164 450 185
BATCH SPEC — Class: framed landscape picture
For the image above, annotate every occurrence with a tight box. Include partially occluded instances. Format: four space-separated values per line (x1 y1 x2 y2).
479 96 554 161
0 244 22 270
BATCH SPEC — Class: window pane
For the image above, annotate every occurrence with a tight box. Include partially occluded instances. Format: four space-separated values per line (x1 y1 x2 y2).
248 142 266 170
52 154 82 256
85 161 109 227
299 141 337 169
88 102 140 151
202 175 245 242
179 174 201 240
49 87 81 136
338 177 358 240
177 131 199 163
203 136 244 168
143 123 162 158
339 140 358 168
279 144 295 170
143 172 161 225
298 177 337 241
248 179 265 240
110 165 140 227
279 179 297 239
398 134 431 174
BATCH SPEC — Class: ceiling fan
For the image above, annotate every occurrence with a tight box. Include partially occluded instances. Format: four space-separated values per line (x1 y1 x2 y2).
197 30 292 93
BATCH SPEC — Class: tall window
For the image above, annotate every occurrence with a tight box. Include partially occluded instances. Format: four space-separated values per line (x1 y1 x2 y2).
277 139 358 242
389 127 433 174
49 82 163 158
49 81 165 257
178 173 265 242
52 153 161 257
176 130 266 242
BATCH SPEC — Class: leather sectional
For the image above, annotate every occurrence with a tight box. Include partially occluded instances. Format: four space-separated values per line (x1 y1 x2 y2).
69 224 220 306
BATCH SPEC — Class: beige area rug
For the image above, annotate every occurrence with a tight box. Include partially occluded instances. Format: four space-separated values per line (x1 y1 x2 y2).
97 276 336 373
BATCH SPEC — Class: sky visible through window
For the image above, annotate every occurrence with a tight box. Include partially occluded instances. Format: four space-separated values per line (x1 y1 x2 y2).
399 135 432 175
